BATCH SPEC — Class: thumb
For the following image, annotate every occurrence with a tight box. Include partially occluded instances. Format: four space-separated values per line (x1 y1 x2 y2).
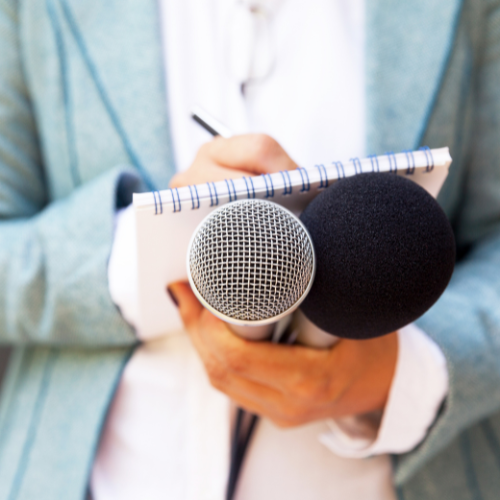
167 281 204 330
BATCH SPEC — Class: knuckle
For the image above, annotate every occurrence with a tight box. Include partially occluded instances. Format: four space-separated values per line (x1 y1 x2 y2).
251 134 278 164
191 143 212 167
197 141 212 157
221 344 247 374
312 381 330 402
169 173 183 188
219 343 247 373
272 418 295 429
279 404 309 426
272 412 306 429
292 376 329 404
209 378 225 391
205 359 227 387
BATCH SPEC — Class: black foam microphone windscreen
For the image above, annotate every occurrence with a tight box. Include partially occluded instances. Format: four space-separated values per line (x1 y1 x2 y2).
299 173 455 340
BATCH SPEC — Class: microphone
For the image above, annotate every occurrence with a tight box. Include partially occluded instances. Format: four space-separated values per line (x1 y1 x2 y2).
187 172 455 345
299 172 456 340
187 199 316 340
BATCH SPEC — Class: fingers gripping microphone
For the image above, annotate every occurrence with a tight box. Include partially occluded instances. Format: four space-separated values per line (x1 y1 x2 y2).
187 199 316 340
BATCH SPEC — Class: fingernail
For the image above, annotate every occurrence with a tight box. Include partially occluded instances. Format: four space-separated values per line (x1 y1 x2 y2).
166 286 179 308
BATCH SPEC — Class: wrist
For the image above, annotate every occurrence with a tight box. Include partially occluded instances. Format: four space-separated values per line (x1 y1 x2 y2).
329 331 398 418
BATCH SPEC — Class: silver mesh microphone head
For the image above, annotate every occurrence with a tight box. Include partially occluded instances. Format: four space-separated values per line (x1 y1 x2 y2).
187 199 316 326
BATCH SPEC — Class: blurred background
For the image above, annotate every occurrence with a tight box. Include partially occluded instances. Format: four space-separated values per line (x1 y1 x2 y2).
0 347 10 387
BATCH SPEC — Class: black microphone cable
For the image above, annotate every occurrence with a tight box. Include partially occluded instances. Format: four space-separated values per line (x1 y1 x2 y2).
226 327 298 500
226 409 259 500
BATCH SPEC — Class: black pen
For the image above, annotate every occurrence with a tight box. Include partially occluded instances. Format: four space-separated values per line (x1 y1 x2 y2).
191 106 232 138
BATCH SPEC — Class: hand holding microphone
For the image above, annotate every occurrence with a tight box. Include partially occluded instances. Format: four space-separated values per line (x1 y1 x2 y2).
167 136 457 430
167 132 401 424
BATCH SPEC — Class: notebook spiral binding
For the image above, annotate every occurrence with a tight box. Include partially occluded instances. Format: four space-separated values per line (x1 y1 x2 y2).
298 167 310 192
280 170 293 195
333 161 345 179
368 155 380 172
351 157 363 175
170 187 181 213
225 179 238 202
154 147 444 215
419 146 435 172
386 151 398 173
404 150 416 175
188 185 200 210
315 164 329 188
153 190 163 215
263 173 274 198
207 182 218 207
242 176 256 199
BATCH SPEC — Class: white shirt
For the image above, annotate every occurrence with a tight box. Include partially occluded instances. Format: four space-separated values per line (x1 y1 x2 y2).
92 1 448 499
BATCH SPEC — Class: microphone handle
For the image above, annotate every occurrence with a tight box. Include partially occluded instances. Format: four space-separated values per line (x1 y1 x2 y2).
228 315 293 342
228 310 338 348
292 309 339 348
228 323 275 341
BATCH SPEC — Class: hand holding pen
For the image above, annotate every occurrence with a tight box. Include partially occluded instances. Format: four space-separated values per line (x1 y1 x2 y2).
169 107 297 188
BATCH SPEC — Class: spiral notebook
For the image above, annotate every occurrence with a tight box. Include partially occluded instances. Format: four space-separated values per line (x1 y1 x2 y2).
134 147 452 337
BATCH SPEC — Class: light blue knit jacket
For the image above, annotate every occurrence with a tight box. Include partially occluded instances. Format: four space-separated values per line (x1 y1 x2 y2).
1 1 500 499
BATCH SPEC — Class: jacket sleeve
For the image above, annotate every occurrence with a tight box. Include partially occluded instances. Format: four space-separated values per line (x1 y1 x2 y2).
393 1 500 484
0 0 140 347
